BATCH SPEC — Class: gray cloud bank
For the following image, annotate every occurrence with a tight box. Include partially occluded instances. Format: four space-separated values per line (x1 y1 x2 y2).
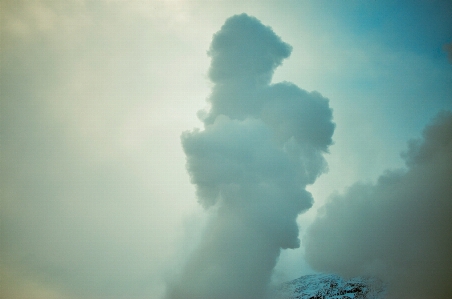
304 111 452 299
444 42 452 63
165 14 334 299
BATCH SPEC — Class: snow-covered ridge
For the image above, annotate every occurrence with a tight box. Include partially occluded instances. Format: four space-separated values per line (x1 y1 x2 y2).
274 273 387 299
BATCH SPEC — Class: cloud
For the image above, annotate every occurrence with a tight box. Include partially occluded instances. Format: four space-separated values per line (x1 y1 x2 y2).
444 42 452 63
207 14 292 85
0 1 204 298
304 111 452 299
165 14 334 299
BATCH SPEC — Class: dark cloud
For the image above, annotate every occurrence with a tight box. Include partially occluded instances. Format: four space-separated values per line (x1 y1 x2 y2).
304 111 452 299
165 14 334 299
444 42 452 63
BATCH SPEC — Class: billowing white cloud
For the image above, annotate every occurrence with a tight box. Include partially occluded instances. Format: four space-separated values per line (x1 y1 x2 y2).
165 14 334 299
304 111 452 299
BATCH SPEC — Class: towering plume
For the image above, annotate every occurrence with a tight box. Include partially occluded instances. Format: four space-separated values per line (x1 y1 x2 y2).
304 111 452 299
165 14 334 299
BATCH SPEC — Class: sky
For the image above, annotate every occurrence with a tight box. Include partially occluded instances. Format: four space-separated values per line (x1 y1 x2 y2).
1 1 451 299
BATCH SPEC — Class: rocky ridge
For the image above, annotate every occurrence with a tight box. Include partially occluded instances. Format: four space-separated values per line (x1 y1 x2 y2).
274 273 387 299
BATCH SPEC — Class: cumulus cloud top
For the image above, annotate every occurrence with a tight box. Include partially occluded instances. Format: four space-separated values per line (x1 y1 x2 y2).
208 13 292 84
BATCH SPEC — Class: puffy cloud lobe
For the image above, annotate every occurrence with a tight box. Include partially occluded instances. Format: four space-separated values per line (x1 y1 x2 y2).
304 111 452 299
166 14 334 299
182 116 312 247
208 14 292 85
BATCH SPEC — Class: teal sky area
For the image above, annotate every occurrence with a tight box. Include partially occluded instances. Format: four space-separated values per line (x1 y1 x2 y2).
1 1 451 298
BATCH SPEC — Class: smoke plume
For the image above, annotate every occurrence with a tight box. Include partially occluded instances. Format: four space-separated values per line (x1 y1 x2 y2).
304 111 452 298
165 14 335 299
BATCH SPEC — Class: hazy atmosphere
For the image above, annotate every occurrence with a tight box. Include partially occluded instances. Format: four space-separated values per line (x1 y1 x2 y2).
1 1 452 299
